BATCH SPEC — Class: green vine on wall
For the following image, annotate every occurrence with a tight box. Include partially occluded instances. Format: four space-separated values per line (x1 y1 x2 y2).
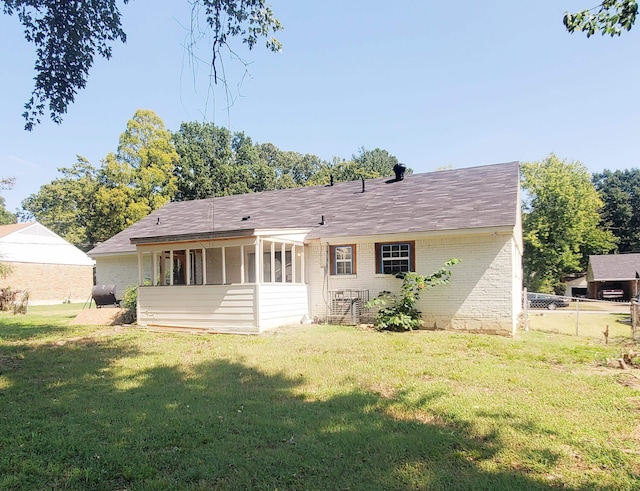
367 259 460 331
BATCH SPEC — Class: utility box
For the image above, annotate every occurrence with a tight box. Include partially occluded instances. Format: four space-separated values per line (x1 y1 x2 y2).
328 289 370 325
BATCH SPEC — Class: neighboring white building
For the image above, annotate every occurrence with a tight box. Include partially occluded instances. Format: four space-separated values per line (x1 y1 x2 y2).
563 275 587 298
88 162 523 335
0 222 95 305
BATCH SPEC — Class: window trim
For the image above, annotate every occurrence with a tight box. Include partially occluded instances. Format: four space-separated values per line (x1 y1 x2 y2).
330 244 357 275
375 241 415 274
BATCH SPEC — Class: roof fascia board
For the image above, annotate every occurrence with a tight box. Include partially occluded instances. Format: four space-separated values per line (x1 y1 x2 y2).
311 225 515 245
590 277 640 282
130 228 256 245
130 228 314 246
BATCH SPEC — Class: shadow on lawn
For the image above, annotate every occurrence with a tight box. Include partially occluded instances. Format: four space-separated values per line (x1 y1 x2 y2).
0 334 629 490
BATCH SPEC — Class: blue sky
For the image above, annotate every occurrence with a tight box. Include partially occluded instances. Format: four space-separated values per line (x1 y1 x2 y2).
1 1 639 212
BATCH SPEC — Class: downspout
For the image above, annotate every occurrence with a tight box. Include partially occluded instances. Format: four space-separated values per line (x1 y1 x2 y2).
324 242 330 324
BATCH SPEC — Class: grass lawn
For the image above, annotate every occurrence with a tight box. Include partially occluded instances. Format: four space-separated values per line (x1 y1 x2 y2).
1 307 639 490
526 309 634 340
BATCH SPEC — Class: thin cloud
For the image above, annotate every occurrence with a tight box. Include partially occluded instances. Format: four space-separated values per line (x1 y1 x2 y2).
3 154 42 172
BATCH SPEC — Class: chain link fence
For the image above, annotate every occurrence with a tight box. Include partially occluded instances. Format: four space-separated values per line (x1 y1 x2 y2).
522 288 638 341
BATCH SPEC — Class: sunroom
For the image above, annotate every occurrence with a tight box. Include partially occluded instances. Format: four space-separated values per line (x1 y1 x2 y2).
131 230 310 334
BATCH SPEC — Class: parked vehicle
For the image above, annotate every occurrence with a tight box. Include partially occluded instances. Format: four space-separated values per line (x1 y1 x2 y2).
598 289 625 300
527 293 570 310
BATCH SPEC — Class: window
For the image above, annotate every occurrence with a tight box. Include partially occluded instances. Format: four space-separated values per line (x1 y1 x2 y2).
375 241 415 274
330 245 356 275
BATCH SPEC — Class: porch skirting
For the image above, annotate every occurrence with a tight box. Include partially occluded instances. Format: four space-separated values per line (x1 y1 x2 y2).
137 283 309 334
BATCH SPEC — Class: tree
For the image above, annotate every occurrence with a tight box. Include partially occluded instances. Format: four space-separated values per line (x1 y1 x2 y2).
0 177 17 225
173 122 234 201
564 1 638 37
94 109 179 240
315 148 407 184
352 147 402 178
20 158 99 248
2 0 282 129
521 154 617 293
255 143 325 189
592 168 640 252
23 111 179 246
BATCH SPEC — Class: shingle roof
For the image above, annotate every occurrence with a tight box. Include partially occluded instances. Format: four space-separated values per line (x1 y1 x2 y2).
88 161 520 256
588 253 640 281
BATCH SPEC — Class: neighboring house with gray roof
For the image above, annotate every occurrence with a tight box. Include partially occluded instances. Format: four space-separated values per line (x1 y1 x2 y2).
88 161 523 335
587 253 640 300
0 222 94 305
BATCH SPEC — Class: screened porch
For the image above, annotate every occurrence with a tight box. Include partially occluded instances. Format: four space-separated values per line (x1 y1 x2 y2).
134 235 309 333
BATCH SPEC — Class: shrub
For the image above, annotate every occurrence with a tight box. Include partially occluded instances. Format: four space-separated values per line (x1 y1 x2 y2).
367 259 460 332
120 284 139 321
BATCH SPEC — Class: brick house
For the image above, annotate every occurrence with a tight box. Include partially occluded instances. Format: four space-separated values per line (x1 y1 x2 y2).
0 222 95 305
88 162 523 335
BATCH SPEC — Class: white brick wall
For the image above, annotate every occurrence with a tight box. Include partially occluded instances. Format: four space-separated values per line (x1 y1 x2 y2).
307 232 521 334
95 255 152 300
96 229 522 334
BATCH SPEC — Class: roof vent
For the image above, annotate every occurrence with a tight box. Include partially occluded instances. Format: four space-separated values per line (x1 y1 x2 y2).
393 163 406 181
242 215 250 221
320 215 327 225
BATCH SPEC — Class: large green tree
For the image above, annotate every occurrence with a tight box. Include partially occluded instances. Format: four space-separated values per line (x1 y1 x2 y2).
521 154 617 293
20 158 99 249
2 0 282 129
173 123 330 198
94 109 178 241
311 148 407 185
22 110 179 245
173 122 234 201
592 168 640 253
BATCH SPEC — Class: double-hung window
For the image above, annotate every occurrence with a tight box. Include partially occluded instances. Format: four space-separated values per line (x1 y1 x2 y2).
376 241 415 274
330 245 356 275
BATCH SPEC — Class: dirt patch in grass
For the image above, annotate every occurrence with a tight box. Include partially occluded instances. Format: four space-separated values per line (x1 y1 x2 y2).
69 307 133 326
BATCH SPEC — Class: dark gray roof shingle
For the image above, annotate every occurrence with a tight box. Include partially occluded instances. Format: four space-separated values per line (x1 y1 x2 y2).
589 253 640 281
89 161 520 256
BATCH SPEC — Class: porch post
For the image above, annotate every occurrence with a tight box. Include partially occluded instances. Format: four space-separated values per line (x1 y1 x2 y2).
254 238 262 331
300 245 305 284
169 250 174 286
186 248 191 285
222 246 227 285
254 240 261 284
240 245 245 284
270 241 276 283
159 252 165 286
137 250 143 286
201 247 207 285
151 251 157 286
281 242 286 283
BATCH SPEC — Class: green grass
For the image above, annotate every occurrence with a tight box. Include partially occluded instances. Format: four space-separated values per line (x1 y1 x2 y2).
1 308 639 490
527 309 633 340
